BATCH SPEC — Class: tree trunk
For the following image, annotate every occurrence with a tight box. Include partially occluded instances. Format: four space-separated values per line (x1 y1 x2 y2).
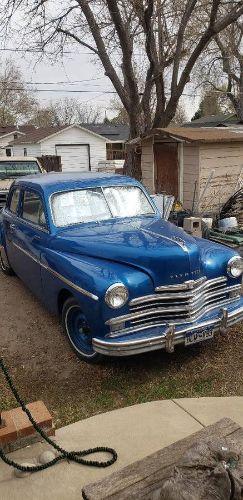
123 105 144 179
123 144 142 180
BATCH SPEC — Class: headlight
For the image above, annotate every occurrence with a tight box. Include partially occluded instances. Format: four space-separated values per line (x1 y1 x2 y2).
227 256 243 278
105 283 129 309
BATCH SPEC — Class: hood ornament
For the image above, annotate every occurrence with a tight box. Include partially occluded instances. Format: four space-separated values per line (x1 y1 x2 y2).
172 236 187 250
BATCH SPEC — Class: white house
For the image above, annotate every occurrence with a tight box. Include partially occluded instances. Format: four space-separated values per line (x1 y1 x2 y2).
0 125 37 157
1 123 129 172
6 124 111 172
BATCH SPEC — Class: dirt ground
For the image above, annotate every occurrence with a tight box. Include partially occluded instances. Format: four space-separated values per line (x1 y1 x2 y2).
0 272 243 428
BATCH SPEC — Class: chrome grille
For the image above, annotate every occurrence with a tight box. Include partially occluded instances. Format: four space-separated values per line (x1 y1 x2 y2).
106 276 241 332
129 276 240 326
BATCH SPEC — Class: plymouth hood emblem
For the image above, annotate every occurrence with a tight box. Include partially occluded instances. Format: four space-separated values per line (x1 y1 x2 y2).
171 236 187 250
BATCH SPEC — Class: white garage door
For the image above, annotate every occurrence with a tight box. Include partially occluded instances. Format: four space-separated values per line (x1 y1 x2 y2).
56 144 89 172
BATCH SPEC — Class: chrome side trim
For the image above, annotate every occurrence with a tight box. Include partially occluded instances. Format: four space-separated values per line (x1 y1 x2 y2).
11 241 99 301
43 264 99 301
93 305 243 356
12 241 39 264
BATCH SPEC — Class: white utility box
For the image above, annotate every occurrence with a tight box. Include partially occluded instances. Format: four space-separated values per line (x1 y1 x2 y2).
183 217 202 237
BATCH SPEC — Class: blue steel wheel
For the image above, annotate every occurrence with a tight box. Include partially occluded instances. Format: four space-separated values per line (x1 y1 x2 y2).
62 298 101 363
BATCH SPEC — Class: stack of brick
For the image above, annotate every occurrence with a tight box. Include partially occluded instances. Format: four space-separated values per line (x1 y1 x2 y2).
0 401 54 453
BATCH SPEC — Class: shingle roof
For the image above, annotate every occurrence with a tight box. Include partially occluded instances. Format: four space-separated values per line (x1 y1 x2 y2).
0 125 36 136
8 123 129 145
149 127 243 143
81 123 129 141
183 113 239 128
8 126 68 145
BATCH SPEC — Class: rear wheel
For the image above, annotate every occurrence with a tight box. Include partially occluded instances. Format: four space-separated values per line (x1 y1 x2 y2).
62 297 102 363
0 248 15 276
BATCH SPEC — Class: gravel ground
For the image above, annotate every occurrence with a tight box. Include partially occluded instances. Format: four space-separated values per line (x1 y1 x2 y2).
0 272 243 428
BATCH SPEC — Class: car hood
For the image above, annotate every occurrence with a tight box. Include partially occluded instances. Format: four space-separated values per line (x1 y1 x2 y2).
53 217 204 287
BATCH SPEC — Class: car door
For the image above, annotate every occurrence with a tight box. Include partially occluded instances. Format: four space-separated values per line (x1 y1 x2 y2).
6 188 50 299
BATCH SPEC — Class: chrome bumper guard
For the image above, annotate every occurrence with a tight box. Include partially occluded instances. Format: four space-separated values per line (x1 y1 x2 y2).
92 305 243 357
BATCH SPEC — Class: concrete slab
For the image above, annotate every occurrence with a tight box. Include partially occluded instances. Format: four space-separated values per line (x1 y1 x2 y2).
173 396 243 427
0 400 201 500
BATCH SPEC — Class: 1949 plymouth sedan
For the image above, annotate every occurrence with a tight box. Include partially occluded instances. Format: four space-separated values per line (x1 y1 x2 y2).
0 172 243 363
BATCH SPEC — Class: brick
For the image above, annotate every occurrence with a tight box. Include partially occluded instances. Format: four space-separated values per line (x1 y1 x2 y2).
0 401 54 450
11 401 53 438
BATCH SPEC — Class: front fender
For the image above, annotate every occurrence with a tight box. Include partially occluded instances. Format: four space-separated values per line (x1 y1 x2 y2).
197 237 242 286
41 249 153 338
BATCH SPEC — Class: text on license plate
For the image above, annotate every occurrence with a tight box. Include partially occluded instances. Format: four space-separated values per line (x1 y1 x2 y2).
185 327 214 346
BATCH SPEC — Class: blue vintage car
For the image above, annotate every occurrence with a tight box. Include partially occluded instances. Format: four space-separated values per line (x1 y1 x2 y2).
0 172 243 362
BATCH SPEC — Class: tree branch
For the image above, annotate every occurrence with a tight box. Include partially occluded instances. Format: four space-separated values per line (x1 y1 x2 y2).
76 0 128 110
56 27 99 55
215 34 240 84
105 0 140 121
170 0 197 94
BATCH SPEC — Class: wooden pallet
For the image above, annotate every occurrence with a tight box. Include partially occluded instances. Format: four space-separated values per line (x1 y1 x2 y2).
82 418 243 499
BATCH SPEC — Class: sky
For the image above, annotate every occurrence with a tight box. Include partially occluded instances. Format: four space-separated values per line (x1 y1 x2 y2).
1 45 199 122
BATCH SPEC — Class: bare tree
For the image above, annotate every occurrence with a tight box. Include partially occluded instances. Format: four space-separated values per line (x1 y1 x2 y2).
2 0 243 175
0 59 36 125
214 22 243 121
29 98 102 126
194 21 243 122
110 97 129 125
191 87 234 121
170 103 188 125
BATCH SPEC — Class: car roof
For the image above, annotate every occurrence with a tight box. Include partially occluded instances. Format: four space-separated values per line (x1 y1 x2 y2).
13 172 140 193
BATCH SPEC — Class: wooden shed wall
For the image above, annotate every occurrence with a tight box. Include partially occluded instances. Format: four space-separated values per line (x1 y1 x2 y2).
183 144 200 210
198 143 243 213
141 137 154 193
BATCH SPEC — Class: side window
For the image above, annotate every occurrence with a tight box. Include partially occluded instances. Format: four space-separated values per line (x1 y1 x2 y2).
22 190 47 228
9 188 20 214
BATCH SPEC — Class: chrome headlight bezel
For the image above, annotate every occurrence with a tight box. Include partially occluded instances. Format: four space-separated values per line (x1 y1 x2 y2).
105 283 129 309
227 256 243 278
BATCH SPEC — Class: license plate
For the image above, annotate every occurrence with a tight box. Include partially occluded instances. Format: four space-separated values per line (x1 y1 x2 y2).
185 326 214 346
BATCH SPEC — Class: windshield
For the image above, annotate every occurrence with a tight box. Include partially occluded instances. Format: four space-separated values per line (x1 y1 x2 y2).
51 186 155 227
0 161 40 179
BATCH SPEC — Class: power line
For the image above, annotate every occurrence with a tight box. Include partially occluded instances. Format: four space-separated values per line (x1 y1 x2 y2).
0 47 77 55
0 86 239 97
0 87 118 93
0 77 107 85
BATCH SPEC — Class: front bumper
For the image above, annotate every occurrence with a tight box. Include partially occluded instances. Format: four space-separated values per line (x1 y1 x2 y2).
92 302 243 356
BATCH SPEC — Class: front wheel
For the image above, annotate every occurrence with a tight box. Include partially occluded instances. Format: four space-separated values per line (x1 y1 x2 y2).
62 297 102 363
0 248 15 276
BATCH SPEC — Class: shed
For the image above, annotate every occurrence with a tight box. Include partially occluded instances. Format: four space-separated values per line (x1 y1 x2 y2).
139 127 243 214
